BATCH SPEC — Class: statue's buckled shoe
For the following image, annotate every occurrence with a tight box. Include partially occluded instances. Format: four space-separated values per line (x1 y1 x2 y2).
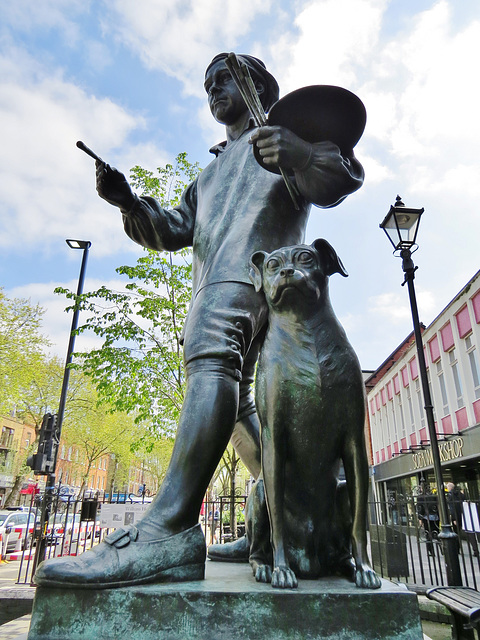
34 523 206 589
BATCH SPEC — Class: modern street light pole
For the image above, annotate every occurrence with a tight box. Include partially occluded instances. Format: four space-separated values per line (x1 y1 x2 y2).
380 197 462 586
30 239 91 579
57 240 92 432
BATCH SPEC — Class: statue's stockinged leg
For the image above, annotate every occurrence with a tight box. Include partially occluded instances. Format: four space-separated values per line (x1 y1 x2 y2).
34 364 240 589
207 347 268 566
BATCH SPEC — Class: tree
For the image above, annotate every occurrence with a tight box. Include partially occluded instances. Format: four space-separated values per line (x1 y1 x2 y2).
129 438 175 495
3 356 64 506
0 289 50 415
55 153 201 441
59 376 139 497
3 356 103 505
0 292 59 505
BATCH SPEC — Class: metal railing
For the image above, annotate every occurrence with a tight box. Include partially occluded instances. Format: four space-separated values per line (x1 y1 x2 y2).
201 495 247 546
368 496 480 590
11 490 247 584
12 489 154 584
9 490 479 590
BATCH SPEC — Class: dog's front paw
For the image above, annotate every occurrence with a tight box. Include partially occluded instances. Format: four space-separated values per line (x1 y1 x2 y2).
254 563 272 583
355 564 381 589
271 565 298 589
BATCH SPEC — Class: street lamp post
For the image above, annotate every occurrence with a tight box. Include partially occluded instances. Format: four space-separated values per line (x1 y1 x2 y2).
57 240 92 432
30 239 91 578
380 197 462 586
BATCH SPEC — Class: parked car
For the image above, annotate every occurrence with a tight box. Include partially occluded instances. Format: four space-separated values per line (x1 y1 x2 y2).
48 513 100 545
45 512 68 544
0 508 38 553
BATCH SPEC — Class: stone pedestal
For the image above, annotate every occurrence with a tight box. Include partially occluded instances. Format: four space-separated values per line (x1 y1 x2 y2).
28 561 423 640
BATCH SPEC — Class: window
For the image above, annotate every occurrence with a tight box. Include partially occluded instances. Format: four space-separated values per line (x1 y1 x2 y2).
389 399 398 442
377 409 385 450
456 305 472 338
0 427 14 448
449 348 464 408
465 335 480 399
429 335 441 363
416 379 426 428
436 360 450 416
406 385 415 433
384 405 391 445
440 322 455 352
397 392 406 438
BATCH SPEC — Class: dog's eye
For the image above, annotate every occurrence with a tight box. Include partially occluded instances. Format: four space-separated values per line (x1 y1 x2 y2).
296 251 314 264
266 258 281 271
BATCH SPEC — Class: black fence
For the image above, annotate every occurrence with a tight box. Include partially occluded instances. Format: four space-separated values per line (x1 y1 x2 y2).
11 489 155 584
201 494 247 547
9 490 247 584
8 489 480 590
369 496 480 590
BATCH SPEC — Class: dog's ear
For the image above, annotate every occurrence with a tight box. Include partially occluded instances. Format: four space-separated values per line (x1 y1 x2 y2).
311 239 348 277
249 251 267 292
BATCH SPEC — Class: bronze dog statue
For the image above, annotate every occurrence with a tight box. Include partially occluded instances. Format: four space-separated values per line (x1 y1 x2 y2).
249 239 381 589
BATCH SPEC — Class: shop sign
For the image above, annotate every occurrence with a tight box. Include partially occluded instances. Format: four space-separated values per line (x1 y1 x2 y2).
412 437 464 470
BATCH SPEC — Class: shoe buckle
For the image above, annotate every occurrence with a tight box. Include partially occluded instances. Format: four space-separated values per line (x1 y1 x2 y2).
104 524 139 549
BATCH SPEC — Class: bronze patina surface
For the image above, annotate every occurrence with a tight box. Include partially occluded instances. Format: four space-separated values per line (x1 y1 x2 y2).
36 53 366 590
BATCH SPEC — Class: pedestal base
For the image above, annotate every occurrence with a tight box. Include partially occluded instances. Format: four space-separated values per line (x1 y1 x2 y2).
28 561 422 640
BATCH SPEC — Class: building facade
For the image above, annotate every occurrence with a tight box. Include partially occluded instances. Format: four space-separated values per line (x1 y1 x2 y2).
0 416 36 505
366 270 480 503
56 445 111 494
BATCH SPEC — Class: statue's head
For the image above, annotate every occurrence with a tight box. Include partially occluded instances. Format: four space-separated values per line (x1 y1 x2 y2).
205 53 279 117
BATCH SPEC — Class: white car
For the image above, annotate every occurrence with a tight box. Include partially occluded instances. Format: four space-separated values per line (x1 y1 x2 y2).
52 513 99 544
0 508 37 553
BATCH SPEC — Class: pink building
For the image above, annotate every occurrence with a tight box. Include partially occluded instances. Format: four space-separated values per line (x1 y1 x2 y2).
365 270 480 502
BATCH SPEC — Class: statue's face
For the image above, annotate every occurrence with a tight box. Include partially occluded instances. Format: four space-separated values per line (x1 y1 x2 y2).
204 60 248 125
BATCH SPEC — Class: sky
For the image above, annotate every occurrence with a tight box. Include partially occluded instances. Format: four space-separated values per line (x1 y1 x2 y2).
1 0 479 371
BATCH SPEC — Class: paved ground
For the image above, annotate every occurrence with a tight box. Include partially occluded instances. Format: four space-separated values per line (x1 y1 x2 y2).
0 614 30 640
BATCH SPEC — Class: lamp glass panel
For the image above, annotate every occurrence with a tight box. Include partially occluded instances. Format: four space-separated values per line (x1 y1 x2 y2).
383 210 421 247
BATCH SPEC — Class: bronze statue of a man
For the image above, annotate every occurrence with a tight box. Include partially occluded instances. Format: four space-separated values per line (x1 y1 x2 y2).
35 53 364 588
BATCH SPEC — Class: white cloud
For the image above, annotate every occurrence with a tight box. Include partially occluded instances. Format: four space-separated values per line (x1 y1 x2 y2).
369 292 411 323
7 277 135 359
105 0 273 98
360 153 393 184
368 288 436 324
0 0 87 42
273 0 387 93
363 3 480 165
0 47 171 257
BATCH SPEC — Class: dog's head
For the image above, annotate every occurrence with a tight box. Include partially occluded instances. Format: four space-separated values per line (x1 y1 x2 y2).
249 238 347 308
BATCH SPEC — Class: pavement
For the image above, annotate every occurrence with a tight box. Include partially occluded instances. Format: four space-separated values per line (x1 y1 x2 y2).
0 560 33 639
0 614 30 640
0 558 454 639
